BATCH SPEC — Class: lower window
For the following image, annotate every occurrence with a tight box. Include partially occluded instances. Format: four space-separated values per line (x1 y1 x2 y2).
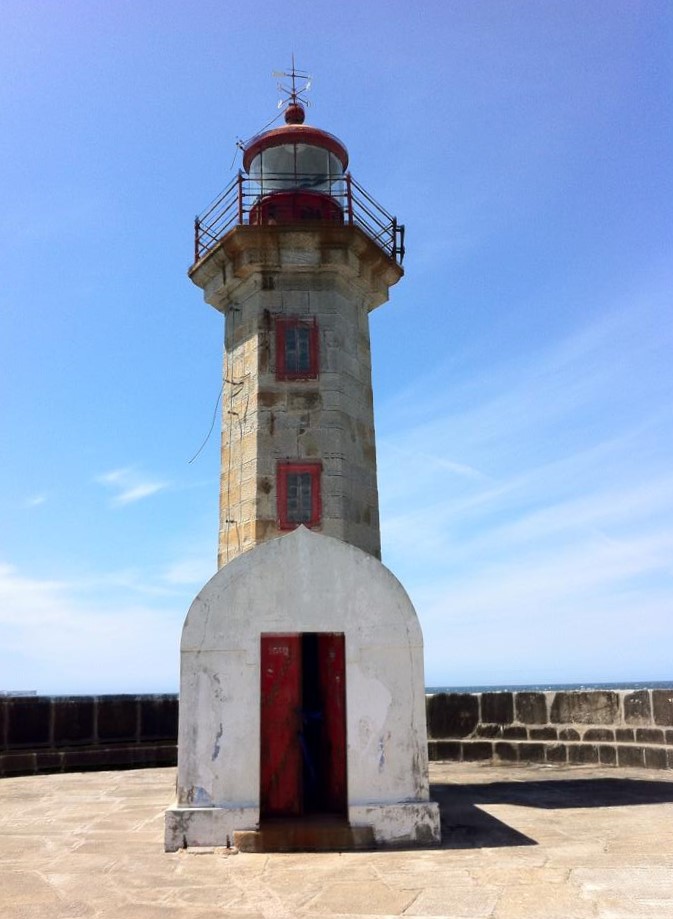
277 461 322 529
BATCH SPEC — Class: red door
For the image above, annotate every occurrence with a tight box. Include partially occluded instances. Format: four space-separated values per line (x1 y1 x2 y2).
317 633 347 814
260 634 302 817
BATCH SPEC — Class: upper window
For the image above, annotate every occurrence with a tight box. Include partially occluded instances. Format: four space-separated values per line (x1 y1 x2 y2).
277 461 322 530
275 318 319 380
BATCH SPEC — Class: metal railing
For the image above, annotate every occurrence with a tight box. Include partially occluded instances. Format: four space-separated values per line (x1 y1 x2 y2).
193 172 405 266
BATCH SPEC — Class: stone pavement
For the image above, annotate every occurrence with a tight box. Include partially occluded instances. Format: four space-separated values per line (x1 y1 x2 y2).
1 762 672 919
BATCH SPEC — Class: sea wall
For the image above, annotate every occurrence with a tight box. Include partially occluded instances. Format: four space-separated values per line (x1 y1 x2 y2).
0 695 177 777
427 689 673 770
2 689 672 777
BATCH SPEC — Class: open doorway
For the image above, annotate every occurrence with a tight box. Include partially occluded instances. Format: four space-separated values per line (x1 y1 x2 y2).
260 632 346 820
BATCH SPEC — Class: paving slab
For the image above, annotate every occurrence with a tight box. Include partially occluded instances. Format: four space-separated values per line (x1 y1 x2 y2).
1 762 672 919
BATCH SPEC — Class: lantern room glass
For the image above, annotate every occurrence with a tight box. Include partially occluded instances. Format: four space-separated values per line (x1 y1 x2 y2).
249 144 345 198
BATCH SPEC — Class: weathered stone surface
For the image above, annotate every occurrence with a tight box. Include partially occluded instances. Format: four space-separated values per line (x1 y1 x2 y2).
462 741 493 761
495 741 519 762
153 743 178 766
476 723 501 738
5 762 673 918
569 744 599 764
7 698 51 747
652 689 673 726
1 752 36 774
645 747 667 769
191 227 400 567
520 743 545 762
62 748 121 770
97 696 138 742
559 727 581 741
616 728 635 742
53 698 94 745
481 691 514 724
550 691 619 724
0 699 6 750
546 743 567 763
34 750 63 771
140 696 178 741
584 728 615 741
623 689 652 724
426 692 479 739
429 740 461 761
618 745 645 767
4 690 673 778
515 691 548 724
599 745 617 765
636 727 664 743
502 725 527 739
530 726 557 740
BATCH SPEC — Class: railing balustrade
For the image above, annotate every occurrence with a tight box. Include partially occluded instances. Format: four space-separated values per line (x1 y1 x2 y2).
193 172 405 265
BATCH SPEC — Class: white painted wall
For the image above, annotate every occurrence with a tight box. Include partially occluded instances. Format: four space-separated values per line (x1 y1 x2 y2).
166 527 440 848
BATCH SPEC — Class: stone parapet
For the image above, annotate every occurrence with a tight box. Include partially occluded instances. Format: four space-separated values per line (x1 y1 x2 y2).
3 690 672 777
0 694 177 777
427 689 673 770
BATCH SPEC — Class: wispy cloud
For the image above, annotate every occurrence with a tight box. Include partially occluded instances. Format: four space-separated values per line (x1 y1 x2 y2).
96 467 168 506
0 561 183 694
24 494 47 508
162 556 216 587
378 296 673 685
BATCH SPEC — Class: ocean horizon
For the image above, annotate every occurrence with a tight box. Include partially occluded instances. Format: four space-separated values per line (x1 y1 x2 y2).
426 680 673 694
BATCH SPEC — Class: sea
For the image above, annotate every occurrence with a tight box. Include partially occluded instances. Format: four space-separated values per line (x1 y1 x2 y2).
426 680 673 694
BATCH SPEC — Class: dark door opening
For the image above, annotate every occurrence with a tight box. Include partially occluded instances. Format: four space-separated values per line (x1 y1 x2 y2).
260 632 346 820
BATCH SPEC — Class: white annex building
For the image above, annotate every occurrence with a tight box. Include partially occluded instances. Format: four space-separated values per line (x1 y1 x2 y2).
165 66 440 851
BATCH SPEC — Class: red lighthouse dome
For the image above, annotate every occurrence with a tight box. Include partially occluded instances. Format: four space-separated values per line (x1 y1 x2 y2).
243 102 349 226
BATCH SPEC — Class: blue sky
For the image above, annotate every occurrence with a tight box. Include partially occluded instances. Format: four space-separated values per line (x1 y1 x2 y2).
1 1 671 693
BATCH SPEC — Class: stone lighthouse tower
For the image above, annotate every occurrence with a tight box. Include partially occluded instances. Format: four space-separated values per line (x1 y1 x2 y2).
190 75 403 567
165 67 439 851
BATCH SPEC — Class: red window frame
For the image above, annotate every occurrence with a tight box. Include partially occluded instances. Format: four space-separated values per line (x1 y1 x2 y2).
277 461 322 530
275 317 319 380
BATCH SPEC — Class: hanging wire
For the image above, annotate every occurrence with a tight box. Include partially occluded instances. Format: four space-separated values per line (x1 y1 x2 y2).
239 107 285 151
187 283 259 467
229 139 244 171
187 382 224 464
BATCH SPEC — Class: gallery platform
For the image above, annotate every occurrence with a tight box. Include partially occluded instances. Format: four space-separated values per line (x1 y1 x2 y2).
2 761 673 919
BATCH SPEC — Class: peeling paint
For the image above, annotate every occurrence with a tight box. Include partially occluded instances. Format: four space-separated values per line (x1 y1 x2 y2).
212 723 223 761
185 785 212 807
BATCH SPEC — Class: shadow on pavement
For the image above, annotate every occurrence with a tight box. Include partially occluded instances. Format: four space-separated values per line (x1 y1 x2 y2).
430 776 673 850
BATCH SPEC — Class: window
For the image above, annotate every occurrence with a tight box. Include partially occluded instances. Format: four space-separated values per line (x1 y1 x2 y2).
277 461 322 529
275 317 319 379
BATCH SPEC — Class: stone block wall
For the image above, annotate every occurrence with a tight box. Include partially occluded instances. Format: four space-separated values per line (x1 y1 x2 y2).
0 695 177 777
195 227 403 567
427 689 673 770
3 689 672 777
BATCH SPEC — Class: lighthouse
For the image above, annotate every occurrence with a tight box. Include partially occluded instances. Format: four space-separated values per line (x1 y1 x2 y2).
165 67 440 851
191 70 404 567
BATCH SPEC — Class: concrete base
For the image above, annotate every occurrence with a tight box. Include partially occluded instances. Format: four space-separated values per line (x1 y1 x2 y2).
165 800 440 851
350 801 441 846
164 805 258 852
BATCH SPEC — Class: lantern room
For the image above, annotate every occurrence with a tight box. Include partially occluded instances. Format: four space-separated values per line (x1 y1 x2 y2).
243 102 348 225
191 69 404 265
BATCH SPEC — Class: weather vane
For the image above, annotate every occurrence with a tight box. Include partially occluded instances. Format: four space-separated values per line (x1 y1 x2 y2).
234 56 312 158
273 54 312 117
